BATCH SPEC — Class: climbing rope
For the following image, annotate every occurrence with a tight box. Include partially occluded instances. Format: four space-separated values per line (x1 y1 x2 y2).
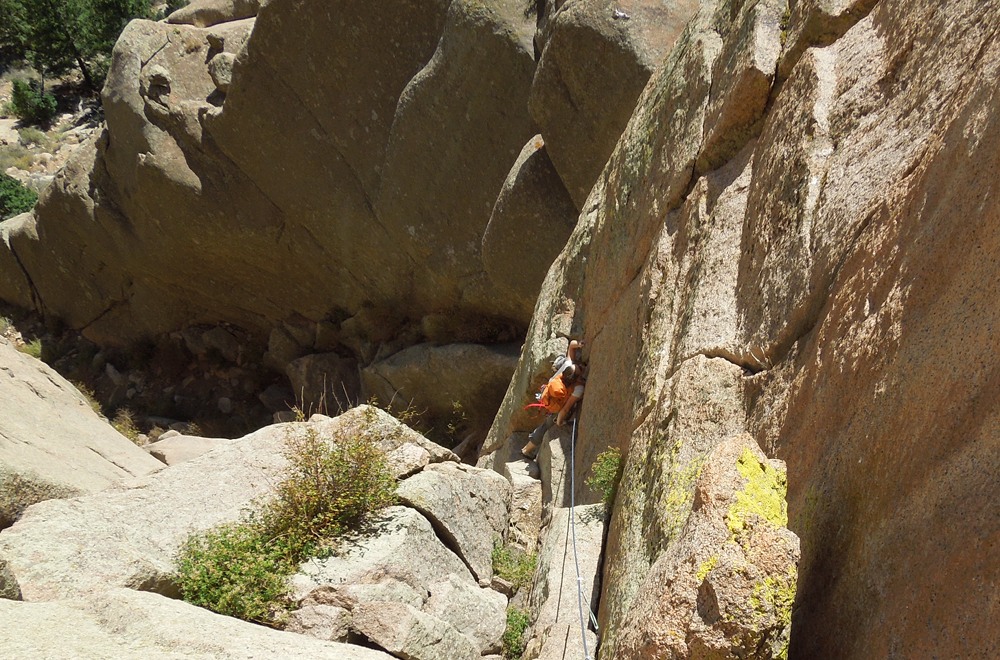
568 415 597 660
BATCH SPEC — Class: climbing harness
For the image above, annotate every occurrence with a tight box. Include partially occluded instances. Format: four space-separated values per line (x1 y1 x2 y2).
569 415 599 659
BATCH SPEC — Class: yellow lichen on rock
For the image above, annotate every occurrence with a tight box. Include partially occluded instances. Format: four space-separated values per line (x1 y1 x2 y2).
727 447 788 536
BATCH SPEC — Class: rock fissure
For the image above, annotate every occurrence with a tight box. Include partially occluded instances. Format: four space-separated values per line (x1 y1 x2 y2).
85 446 132 473
6 239 44 316
139 32 171 68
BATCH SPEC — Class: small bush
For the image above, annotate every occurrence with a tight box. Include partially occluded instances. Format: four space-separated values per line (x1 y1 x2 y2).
112 408 141 444
72 382 103 415
266 426 397 554
0 316 10 334
0 145 36 173
492 541 537 591
502 606 531 659
175 424 397 625
0 173 37 219
586 447 622 506
16 127 46 147
175 522 294 624
9 80 57 126
16 337 42 359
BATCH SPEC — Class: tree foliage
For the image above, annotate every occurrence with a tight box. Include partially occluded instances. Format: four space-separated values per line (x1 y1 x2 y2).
0 0 151 91
0 173 37 220
8 78 57 124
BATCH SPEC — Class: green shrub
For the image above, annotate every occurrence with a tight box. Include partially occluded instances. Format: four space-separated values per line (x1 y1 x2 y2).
16 337 42 359
0 173 37 219
0 316 10 334
9 79 57 126
175 522 294 624
112 408 141 444
492 541 537 591
175 425 397 625
502 606 531 659
16 127 46 147
0 145 36 173
266 426 398 554
586 447 622 506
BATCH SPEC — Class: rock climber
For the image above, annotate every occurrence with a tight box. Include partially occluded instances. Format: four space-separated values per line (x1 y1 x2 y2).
521 339 585 460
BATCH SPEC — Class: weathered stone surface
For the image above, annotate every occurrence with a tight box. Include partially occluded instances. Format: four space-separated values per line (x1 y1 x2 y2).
397 462 512 581
481 135 577 322
285 604 352 643
290 503 505 654
351 601 479 660
0 588 394 659
777 0 878 79
167 0 265 28
0 213 34 309
0 337 163 530
143 434 231 465
697 0 784 173
614 435 798 659
522 505 604 660
208 51 236 93
362 342 520 445
291 506 473 605
0 409 405 600
742 3 1000 656
372 0 535 318
529 0 699 207
423 574 507 654
0 0 538 365
486 1 1000 658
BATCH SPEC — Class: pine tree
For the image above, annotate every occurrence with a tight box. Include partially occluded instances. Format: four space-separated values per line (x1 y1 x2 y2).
0 0 151 92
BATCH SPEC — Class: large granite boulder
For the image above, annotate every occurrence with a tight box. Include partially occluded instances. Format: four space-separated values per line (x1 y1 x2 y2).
529 0 699 207
290 505 507 656
0 1 549 459
351 601 480 660
0 588 394 659
167 0 267 28
486 0 1000 657
397 462 512 582
362 342 521 445
614 435 799 659
0 0 540 390
481 136 578 323
0 337 163 530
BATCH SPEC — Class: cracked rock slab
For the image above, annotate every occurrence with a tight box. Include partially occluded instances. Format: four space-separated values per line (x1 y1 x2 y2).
396 462 512 582
0 588 394 659
0 337 163 531
352 600 480 660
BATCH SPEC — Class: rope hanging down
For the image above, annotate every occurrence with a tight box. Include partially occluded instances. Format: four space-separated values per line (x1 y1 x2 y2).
569 416 598 660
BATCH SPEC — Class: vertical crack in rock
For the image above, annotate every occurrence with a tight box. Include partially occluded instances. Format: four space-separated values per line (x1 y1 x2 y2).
6 239 44 316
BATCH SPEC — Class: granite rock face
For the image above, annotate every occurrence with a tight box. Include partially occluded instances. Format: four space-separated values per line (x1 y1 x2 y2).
0 337 163 531
0 0 539 437
529 0 699 207
484 0 1000 657
0 588 395 659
